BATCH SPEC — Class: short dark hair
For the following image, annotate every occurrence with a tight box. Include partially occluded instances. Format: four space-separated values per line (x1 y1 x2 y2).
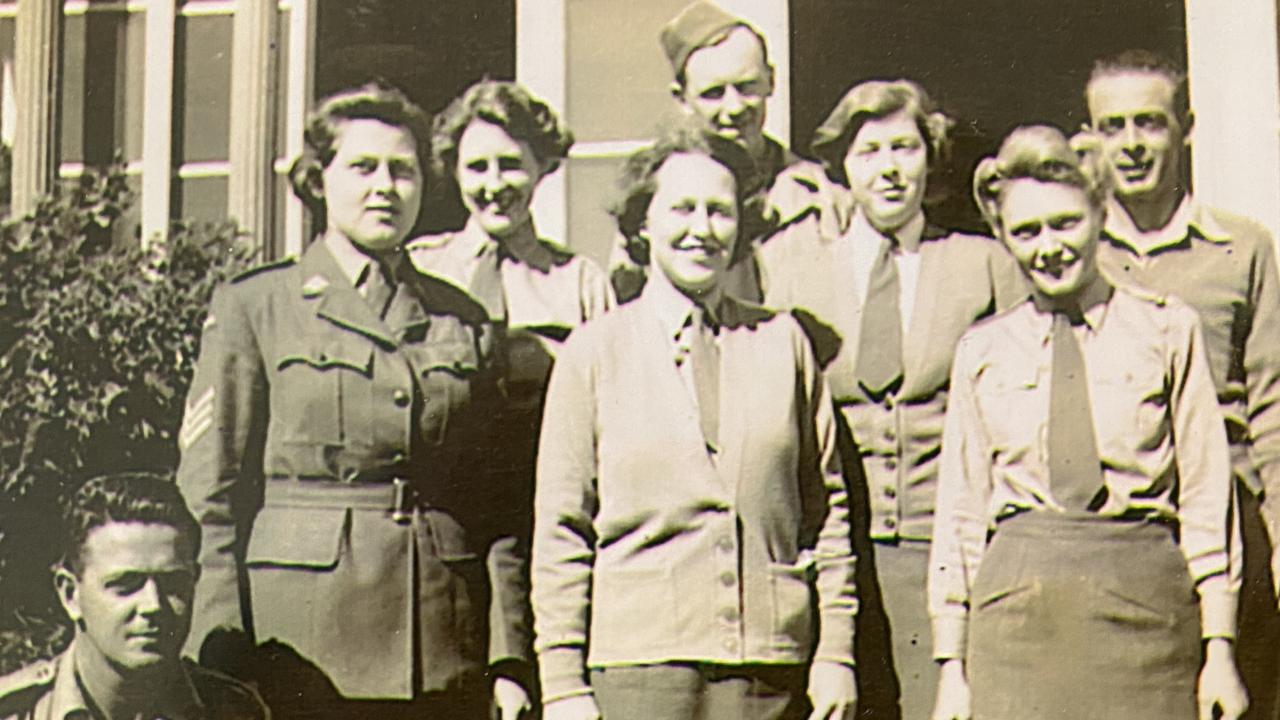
610 120 767 267
431 80 574 181
810 79 954 186
288 81 432 219
61 473 200 575
1087 50 1191 126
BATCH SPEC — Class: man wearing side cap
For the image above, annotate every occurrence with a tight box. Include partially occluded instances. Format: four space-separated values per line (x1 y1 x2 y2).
608 0 846 304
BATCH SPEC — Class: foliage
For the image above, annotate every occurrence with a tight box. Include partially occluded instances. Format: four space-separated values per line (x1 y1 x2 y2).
0 165 254 673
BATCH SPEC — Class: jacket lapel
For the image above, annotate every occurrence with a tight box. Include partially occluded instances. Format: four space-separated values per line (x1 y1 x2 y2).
298 242 398 348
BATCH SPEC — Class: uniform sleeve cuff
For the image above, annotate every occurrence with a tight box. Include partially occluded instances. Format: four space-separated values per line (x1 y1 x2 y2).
537 646 592 702
1198 577 1239 640
931 615 968 660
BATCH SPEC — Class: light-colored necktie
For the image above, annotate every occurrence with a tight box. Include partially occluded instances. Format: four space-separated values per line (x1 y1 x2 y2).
679 309 720 451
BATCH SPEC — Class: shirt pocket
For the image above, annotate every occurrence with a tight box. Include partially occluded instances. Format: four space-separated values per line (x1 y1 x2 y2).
974 365 1044 455
245 506 347 571
1091 368 1169 458
272 337 374 445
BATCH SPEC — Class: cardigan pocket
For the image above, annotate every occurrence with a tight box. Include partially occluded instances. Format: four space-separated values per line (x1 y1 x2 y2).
768 558 816 652
589 565 674 659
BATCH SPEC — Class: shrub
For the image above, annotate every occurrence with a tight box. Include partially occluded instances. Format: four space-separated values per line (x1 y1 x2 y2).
0 165 254 672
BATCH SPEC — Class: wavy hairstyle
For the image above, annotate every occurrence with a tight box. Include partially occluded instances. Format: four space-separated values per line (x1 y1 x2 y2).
972 124 1110 233
810 79 954 186
61 472 200 574
431 80 574 181
1087 49 1190 127
610 119 769 268
287 82 432 224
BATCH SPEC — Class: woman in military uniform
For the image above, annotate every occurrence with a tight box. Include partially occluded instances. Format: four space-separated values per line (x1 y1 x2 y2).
176 82 532 719
928 125 1246 720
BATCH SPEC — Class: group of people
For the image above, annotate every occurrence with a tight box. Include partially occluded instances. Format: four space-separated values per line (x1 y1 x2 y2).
2 1 1278 719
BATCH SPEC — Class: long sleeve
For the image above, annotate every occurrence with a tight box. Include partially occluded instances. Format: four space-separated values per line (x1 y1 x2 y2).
176 284 268 659
1168 306 1238 639
927 335 995 661
531 330 600 702
794 323 858 666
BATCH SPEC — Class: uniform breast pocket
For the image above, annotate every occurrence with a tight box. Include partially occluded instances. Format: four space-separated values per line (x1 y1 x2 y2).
974 370 1044 453
1092 370 1169 452
272 339 374 444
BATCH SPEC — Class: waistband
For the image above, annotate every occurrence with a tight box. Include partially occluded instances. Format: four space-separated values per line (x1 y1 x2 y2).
995 510 1176 543
263 479 424 522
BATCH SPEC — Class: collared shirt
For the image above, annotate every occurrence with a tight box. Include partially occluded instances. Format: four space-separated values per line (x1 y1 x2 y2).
644 271 722 414
928 286 1237 660
323 231 396 299
1098 195 1280 496
845 209 925 334
0 641 267 720
407 218 613 337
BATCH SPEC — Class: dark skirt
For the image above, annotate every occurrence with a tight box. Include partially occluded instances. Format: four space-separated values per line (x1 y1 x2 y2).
967 512 1200 720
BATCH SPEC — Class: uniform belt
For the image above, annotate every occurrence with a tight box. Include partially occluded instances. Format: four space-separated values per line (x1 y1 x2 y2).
264 478 424 523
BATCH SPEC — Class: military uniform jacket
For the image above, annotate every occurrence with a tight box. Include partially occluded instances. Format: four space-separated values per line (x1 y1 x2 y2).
757 213 1027 541
176 238 528 699
0 645 268 720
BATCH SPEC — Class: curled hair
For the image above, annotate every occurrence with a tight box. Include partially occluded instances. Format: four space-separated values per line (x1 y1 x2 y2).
972 124 1109 233
61 472 200 575
288 82 431 220
1088 49 1190 126
432 80 574 181
610 119 769 267
810 79 955 186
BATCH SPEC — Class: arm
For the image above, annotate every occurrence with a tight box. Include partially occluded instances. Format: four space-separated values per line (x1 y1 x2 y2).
532 330 601 707
928 336 995 720
793 322 857 719
1168 307 1248 720
176 284 268 659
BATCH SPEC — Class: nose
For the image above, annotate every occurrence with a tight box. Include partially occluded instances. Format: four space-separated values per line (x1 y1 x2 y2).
370 163 396 195
720 86 745 117
135 579 163 615
689 205 714 239
1121 122 1143 155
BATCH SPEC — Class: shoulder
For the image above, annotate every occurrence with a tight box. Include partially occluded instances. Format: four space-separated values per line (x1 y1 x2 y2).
1113 284 1200 331
1202 205 1274 247
404 231 463 269
228 256 298 288
0 657 56 717
184 659 269 719
406 271 492 327
956 300 1030 357
214 256 299 310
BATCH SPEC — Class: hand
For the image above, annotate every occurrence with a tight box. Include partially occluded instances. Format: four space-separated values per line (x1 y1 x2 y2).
493 677 532 720
1198 638 1248 720
806 660 856 720
542 694 602 720
931 659 971 720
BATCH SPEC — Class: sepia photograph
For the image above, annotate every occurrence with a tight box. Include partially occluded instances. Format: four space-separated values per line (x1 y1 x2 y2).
0 1 1276 719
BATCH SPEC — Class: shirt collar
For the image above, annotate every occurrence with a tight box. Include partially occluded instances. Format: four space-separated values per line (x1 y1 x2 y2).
1103 193 1231 253
459 216 560 272
847 208 926 252
641 269 722 340
1029 274 1115 340
324 232 377 288
52 640 204 720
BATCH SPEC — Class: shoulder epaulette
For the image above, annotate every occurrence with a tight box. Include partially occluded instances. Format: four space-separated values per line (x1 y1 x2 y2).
0 658 56 711
404 233 455 253
230 256 297 284
1116 282 1168 308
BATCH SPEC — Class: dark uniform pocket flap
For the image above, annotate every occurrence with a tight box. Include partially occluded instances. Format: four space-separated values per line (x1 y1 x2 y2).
245 507 347 569
408 341 480 377
276 337 373 374
421 510 478 561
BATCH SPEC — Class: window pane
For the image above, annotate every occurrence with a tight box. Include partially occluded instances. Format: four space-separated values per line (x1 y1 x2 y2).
174 14 232 164
565 0 689 143
565 155 625 266
175 175 228 222
57 10 145 167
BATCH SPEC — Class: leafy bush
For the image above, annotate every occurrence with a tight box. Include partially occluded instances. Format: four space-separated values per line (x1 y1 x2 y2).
0 165 254 673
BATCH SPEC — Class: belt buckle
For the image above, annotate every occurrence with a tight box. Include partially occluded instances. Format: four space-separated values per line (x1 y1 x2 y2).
391 478 413 524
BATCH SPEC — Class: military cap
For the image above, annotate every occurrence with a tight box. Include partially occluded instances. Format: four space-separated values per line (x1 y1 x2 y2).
660 1 753 76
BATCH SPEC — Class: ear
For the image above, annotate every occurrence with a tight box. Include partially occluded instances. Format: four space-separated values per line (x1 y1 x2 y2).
53 566 83 624
765 62 777 97
670 81 687 103
1182 110 1196 147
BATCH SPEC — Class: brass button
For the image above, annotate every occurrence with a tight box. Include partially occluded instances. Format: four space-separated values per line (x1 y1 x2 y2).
884 485 897 499
393 389 410 407
719 571 736 587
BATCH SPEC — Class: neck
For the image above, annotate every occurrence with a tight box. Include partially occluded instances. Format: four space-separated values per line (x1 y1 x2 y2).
1115 185 1186 234
326 228 399 264
743 132 769 165
493 218 539 256
652 267 722 314
1036 270 1112 316
74 638 176 720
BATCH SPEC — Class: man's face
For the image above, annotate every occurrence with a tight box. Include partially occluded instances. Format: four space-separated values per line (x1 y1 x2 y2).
1086 70 1187 205
998 178 1102 300
57 523 197 673
645 151 739 298
677 27 772 152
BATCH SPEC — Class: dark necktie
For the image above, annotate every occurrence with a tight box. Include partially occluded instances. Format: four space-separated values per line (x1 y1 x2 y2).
1047 311 1106 511
684 309 720 452
362 260 395 319
856 237 904 396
